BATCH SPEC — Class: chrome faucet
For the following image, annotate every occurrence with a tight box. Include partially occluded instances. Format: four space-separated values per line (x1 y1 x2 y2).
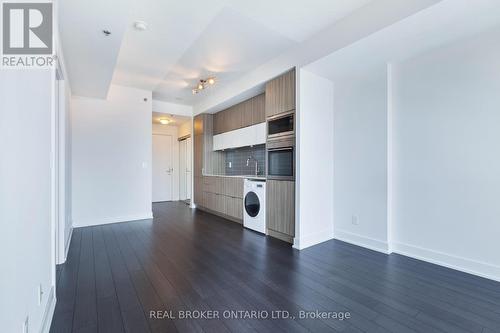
246 155 259 176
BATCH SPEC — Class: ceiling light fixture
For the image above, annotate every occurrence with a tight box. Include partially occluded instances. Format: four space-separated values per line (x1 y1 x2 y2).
159 118 171 125
192 77 216 95
134 21 148 31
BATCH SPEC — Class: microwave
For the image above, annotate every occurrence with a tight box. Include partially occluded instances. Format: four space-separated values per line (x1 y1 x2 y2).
267 111 294 139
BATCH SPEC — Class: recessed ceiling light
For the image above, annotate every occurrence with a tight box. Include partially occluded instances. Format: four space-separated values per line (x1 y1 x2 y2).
207 77 215 85
159 118 170 125
134 21 148 31
102 29 111 36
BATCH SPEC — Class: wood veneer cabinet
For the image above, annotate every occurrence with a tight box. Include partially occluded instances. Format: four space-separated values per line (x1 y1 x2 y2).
213 93 266 135
228 104 243 131
200 175 244 223
213 111 224 135
193 115 204 177
225 196 243 220
224 177 243 198
193 114 204 205
194 113 244 222
266 179 295 242
265 68 295 117
193 114 224 207
252 93 265 124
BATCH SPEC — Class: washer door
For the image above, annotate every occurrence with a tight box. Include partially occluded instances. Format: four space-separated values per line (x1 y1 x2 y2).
244 191 260 217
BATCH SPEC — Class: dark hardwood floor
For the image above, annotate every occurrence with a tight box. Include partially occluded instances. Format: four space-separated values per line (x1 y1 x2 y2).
50 201 500 333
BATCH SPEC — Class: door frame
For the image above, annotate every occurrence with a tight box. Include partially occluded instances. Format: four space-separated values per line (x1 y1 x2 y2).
152 133 174 202
178 135 192 203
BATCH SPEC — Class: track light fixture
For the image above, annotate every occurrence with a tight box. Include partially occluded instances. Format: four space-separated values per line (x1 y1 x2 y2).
192 77 216 94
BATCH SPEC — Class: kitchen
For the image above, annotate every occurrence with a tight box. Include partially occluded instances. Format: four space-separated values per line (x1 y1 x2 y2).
194 69 296 244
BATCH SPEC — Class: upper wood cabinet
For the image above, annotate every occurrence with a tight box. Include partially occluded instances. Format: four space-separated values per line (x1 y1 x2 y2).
241 98 253 128
213 111 224 135
265 68 296 117
252 93 265 124
226 104 243 131
213 93 266 135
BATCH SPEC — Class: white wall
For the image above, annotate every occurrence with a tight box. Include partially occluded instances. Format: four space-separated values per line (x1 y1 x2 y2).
392 28 500 280
178 121 191 138
72 85 153 227
56 64 73 264
295 69 334 249
152 124 180 201
332 69 389 253
0 69 55 333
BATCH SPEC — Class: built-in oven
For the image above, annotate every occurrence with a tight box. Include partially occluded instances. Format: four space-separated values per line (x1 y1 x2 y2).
266 137 295 181
267 111 294 139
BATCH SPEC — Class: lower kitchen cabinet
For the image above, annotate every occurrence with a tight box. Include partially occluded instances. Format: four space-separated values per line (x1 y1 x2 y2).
224 177 243 198
201 191 213 210
225 196 243 220
199 176 244 223
202 191 225 212
194 176 203 204
266 180 295 240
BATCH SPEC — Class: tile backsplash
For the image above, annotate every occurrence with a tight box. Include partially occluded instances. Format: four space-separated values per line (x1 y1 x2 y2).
225 144 265 176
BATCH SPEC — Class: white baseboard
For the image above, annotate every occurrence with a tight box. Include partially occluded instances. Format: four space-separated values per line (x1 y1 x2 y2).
40 286 56 333
334 229 390 254
293 227 334 250
73 212 153 228
392 242 500 283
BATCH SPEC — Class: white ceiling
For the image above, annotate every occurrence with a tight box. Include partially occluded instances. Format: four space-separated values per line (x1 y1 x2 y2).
305 0 500 81
59 0 134 98
59 0 372 102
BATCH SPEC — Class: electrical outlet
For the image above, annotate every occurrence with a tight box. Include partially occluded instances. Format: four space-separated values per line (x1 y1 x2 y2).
38 284 43 306
351 215 359 226
22 316 29 333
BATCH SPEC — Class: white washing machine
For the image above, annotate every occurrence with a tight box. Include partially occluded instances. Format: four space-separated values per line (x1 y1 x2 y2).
243 179 266 234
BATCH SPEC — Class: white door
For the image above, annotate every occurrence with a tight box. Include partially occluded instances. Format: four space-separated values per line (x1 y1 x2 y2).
152 134 173 202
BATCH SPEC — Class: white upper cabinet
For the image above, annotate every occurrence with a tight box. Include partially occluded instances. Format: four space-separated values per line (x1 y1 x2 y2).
213 123 266 151
253 122 266 144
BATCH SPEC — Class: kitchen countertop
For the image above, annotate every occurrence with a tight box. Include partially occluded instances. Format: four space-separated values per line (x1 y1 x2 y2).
203 173 266 180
